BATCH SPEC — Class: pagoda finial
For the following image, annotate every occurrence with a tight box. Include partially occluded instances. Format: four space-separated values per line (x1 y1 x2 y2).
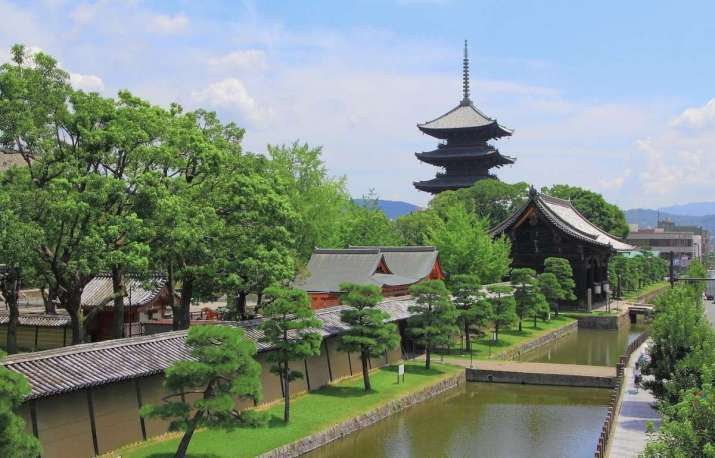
461 39 470 106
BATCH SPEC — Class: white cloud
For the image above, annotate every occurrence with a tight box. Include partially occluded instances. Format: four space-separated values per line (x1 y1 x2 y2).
208 49 267 71
151 13 189 34
671 98 715 129
69 72 105 92
192 78 264 121
70 3 97 24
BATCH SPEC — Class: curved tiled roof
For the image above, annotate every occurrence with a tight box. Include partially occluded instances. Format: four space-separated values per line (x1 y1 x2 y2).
2 298 415 400
349 246 440 281
0 313 71 328
81 274 167 308
417 103 512 139
490 191 634 251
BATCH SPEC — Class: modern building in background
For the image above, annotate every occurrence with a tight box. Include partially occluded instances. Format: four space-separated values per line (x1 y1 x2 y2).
413 41 515 194
627 222 704 268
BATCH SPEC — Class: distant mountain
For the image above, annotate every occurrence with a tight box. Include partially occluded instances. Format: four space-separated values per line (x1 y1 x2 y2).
354 199 420 219
658 202 715 217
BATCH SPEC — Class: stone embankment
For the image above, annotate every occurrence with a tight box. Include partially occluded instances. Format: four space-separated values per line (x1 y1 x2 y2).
258 372 466 458
494 320 578 360
465 361 615 388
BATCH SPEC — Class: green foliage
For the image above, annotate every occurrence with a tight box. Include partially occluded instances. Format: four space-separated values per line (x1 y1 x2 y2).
541 184 629 238
260 286 322 422
407 280 458 369
429 180 529 227
338 191 402 247
450 274 491 351
538 272 565 317
511 268 549 331
543 257 577 302
609 251 668 296
0 351 42 457
395 209 444 246
338 283 399 391
485 284 517 341
267 142 352 261
428 205 511 283
140 326 266 457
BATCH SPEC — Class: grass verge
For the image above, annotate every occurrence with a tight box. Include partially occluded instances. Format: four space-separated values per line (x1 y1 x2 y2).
113 361 462 458
622 281 668 301
437 315 575 361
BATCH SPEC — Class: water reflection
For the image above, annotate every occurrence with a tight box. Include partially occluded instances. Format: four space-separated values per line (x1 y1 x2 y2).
523 323 646 366
305 383 610 458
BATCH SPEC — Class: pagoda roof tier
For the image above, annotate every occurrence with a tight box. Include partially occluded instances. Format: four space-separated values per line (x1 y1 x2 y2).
413 174 496 194
417 102 513 140
415 144 515 167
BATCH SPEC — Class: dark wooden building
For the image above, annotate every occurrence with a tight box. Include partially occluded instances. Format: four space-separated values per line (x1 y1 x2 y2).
490 188 634 304
414 41 515 194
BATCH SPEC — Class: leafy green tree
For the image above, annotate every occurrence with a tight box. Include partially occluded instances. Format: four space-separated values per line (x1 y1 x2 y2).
338 283 399 391
430 180 529 227
395 209 444 246
450 274 491 352
267 142 352 262
140 326 265 458
541 184 629 238
0 351 42 457
486 284 517 342
428 205 511 283
338 191 403 247
260 286 322 423
538 272 564 318
511 268 548 330
543 257 576 312
408 280 458 369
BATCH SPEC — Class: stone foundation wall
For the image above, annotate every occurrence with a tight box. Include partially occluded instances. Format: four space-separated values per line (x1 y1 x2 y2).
258 372 466 458
465 368 614 388
494 321 578 361
576 310 629 330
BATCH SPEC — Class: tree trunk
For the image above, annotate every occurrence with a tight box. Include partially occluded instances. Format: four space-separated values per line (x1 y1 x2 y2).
2 272 20 354
283 362 291 423
425 344 431 370
41 285 57 314
236 291 248 321
175 275 192 330
255 293 263 315
518 318 523 332
111 266 125 339
174 408 204 458
464 320 471 353
167 262 178 330
361 351 371 391
495 323 499 342
67 304 84 344
534 314 537 328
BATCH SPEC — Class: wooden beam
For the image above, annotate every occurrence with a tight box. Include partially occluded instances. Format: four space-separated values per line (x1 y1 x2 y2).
86 388 99 456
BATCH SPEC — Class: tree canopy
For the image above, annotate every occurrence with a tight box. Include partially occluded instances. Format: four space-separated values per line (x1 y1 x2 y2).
408 280 458 369
540 184 629 238
430 180 529 227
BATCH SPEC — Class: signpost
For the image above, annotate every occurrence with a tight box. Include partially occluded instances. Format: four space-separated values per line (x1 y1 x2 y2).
397 363 405 384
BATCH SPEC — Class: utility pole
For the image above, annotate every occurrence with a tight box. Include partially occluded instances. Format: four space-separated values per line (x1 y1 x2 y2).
669 251 675 288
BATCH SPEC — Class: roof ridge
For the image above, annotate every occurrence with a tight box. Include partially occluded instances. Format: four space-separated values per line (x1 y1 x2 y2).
348 245 436 252
313 248 381 255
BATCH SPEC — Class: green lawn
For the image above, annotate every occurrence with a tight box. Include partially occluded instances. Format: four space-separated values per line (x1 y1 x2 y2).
623 281 668 301
114 361 462 458
438 315 575 361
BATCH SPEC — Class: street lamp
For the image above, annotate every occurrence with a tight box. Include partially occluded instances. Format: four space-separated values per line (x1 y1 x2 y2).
489 330 497 358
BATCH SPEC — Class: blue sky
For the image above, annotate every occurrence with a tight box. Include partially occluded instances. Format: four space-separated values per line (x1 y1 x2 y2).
2 0 715 209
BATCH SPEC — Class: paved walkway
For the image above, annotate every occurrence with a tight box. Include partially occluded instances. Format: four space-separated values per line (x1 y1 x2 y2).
440 357 616 378
608 340 661 458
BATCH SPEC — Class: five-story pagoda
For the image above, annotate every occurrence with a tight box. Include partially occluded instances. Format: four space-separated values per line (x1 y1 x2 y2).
413 41 515 194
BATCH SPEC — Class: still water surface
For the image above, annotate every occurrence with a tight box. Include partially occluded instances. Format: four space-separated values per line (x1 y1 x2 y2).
305 383 610 458
522 322 646 366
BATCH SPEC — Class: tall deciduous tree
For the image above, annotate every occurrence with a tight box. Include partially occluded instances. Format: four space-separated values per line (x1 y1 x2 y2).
140 326 265 458
430 180 529 227
260 286 322 423
541 184 629 238
395 209 444 246
408 280 458 369
338 283 399 391
450 274 491 352
338 191 403 247
428 205 511 284
511 268 548 330
0 352 42 457
486 284 516 342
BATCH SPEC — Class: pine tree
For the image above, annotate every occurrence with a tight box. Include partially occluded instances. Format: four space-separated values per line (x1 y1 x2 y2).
408 280 458 369
338 283 399 391
451 274 491 353
511 268 549 330
486 284 516 342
